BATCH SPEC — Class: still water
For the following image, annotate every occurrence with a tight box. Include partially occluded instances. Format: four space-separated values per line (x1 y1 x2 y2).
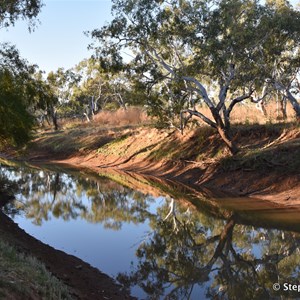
1 161 300 299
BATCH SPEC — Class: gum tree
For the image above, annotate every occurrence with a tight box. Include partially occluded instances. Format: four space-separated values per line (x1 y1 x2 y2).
0 0 43 145
0 0 42 29
44 68 81 129
72 58 130 120
0 44 37 146
264 0 300 120
90 0 300 154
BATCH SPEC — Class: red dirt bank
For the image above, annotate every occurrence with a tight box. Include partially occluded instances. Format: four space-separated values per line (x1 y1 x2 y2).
21 124 300 206
1 123 299 299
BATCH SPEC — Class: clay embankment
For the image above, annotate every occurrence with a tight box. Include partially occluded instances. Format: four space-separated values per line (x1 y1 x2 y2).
11 123 300 206
0 123 299 299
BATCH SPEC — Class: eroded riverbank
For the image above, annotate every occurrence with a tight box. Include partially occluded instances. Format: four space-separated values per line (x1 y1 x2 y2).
7 123 299 206
1 123 300 298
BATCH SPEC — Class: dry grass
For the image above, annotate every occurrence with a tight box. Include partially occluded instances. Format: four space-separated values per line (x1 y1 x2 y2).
91 101 296 129
193 101 295 125
52 101 297 133
57 107 150 131
0 239 73 300
92 107 149 126
231 101 295 124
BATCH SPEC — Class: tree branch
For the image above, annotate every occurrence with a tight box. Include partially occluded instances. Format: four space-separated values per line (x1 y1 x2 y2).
143 45 215 108
182 109 217 128
226 90 253 118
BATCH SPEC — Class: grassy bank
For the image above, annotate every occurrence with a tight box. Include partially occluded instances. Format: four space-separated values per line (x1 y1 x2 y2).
1 105 297 203
0 111 299 299
0 238 73 300
25 120 299 167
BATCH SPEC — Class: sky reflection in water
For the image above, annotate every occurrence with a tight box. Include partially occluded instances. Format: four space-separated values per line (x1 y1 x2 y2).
1 163 300 300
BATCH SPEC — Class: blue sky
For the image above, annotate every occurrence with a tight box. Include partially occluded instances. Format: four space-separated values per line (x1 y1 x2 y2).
1 0 299 74
0 0 113 73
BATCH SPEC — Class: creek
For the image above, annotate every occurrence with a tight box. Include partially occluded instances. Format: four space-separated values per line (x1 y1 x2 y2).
1 161 300 299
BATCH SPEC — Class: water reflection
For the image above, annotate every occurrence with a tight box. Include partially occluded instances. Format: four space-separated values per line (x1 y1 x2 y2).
1 162 300 299
118 201 300 299
0 164 155 228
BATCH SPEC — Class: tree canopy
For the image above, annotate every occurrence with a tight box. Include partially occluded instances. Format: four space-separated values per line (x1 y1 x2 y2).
89 0 300 154
0 44 37 146
0 0 43 29
0 0 44 146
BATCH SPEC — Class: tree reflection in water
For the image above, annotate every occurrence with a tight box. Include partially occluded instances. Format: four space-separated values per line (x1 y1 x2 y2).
118 200 300 299
1 163 300 299
0 164 156 227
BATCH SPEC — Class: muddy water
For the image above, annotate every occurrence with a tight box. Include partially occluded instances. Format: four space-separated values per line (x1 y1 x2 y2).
1 161 300 300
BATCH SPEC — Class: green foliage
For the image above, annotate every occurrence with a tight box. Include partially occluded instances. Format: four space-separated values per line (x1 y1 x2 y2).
0 0 48 146
103 101 119 111
0 1 56 140
89 0 300 152
65 57 147 119
0 0 43 29
0 68 35 147
0 43 62 145
0 239 72 299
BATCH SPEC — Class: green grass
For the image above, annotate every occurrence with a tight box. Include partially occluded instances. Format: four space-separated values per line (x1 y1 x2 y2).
0 239 73 300
97 133 132 155
148 140 178 160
